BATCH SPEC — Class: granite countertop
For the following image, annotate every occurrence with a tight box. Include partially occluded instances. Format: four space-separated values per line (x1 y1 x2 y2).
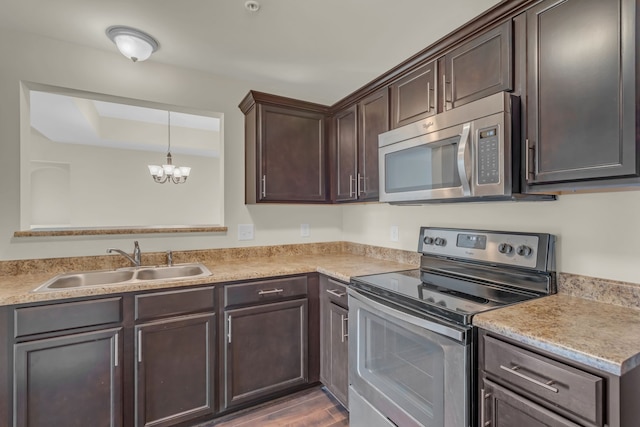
0 253 416 306
473 293 640 376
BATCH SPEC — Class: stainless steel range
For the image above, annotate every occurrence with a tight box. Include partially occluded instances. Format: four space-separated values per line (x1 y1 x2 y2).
348 227 556 427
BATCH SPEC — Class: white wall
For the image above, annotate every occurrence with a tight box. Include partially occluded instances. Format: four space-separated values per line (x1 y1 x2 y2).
342 192 640 284
2 29 639 286
29 130 221 227
0 29 343 260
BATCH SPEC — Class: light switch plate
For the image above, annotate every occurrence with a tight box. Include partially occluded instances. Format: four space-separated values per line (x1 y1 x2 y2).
238 224 254 241
300 223 310 237
390 225 399 242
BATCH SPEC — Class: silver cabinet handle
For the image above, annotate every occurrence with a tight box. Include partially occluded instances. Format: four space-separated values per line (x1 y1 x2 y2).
227 315 232 344
499 365 559 393
341 315 349 343
114 332 119 367
137 330 142 363
261 175 267 198
258 288 284 295
526 139 536 182
480 388 492 426
357 173 364 196
326 289 346 298
349 174 355 198
457 123 472 197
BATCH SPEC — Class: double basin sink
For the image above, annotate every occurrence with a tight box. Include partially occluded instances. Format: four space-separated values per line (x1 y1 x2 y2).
33 263 212 292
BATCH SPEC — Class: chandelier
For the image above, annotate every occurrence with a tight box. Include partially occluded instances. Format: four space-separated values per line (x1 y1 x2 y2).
148 111 191 184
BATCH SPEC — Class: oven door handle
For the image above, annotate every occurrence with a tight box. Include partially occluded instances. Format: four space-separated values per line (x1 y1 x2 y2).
457 122 472 197
348 288 467 343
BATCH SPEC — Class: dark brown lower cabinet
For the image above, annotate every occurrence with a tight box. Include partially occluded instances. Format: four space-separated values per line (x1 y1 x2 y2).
326 303 348 405
14 328 123 427
319 276 349 407
222 298 308 410
481 378 580 427
135 313 215 427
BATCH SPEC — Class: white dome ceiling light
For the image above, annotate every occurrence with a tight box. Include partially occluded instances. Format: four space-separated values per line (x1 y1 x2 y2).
106 26 159 62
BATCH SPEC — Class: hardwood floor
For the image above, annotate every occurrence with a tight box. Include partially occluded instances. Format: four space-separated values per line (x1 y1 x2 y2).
196 386 348 426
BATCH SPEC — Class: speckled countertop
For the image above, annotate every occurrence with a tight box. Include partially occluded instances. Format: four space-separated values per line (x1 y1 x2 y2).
0 252 416 306
473 293 640 376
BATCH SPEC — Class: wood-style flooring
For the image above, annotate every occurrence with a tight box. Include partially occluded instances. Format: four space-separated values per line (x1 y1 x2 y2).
197 386 348 427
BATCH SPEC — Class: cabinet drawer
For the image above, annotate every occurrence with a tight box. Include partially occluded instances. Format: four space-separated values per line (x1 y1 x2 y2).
225 276 307 307
323 278 348 308
135 286 215 321
484 335 603 426
14 297 122 338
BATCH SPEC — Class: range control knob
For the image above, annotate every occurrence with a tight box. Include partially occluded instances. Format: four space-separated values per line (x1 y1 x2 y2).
498 243 513 254
434 237 447 247
516 245 533 257
423 236 434 245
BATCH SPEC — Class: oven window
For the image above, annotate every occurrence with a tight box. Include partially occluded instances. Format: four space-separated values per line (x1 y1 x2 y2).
385 135 461 193
361 311 445 425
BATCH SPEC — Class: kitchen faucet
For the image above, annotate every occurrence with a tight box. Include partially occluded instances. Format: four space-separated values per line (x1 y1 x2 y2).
107 241 141 267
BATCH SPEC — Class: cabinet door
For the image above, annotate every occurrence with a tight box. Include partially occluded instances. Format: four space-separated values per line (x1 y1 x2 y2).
223 298 308 410
482 379 580 427
328 303 349 407
334 105 358 202
358 88 389 201
443 21 513 109
14 328 123 427
319 276 349 407
390 61 436 128
526 0 637 185
135 313 215 427
259 104 327 202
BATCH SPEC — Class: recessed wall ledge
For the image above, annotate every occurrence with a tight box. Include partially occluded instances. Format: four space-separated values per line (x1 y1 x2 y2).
13 225 228 238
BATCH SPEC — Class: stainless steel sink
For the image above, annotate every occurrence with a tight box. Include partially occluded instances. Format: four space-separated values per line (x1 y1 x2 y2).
135 264 211 281
33 263 212 292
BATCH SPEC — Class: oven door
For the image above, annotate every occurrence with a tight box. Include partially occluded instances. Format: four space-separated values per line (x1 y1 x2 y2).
348 288 471 427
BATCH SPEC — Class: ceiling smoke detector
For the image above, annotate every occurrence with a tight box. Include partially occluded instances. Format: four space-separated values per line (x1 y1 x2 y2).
244 1 260 12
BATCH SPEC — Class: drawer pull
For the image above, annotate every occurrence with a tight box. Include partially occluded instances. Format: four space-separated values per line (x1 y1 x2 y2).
500 365 559 393
258 288 284 295
326 289 346 298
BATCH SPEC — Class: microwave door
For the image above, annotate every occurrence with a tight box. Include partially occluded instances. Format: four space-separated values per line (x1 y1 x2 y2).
379 124 467 202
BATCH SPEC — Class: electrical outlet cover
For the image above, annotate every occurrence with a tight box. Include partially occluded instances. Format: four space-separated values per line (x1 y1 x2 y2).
300 223 310 237
238 224 254 241
390 225 399 242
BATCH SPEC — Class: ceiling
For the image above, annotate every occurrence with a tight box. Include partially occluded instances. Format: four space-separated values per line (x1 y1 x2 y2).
1 0 502 104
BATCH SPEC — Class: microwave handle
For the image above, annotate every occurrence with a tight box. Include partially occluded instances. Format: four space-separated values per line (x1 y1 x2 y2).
457 123 472 196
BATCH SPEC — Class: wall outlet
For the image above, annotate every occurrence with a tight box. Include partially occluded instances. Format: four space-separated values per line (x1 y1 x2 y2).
390 225 399 242
300 223 310 237
238 224 254 241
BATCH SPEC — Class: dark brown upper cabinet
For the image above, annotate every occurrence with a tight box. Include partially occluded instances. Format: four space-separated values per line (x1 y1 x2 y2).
525 0 638 190
390 61 436 129
442 21 513 110
240 91 330 204
334 88 389 202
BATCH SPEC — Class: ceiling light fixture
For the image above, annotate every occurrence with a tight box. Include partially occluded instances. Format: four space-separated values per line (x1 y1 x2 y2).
106 26 159 62
148 111 191 184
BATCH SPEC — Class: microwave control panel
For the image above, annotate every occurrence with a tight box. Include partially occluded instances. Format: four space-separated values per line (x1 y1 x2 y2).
477 126 500 185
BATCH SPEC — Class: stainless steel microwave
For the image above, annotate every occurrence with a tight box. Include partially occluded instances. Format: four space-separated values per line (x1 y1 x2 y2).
378 92 553 203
